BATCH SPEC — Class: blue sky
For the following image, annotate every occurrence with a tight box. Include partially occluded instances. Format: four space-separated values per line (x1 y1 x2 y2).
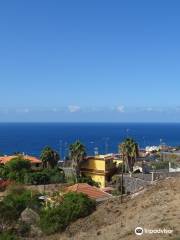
0 0 180 122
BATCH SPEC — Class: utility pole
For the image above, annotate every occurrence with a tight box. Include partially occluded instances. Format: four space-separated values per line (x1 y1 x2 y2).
121 153 124 203
59 140 63 159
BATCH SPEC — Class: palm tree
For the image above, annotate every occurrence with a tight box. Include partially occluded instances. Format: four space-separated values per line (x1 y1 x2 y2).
69 140 86 182
40 146 60 169
120 138 139 175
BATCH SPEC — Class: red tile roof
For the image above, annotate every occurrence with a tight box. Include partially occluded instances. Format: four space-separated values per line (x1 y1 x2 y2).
0 155 42 165
66 183 112 202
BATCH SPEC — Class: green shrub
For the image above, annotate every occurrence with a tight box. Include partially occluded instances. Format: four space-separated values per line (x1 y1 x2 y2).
4 185 41 216
3 157 31 183
0 185 41 234
27 168 65 185
39 206 65 234
40 192 95 235
0 232 19 240
42 168 65 184
6 157 31 172
17 222 30 237
28 171 50 185
1 159 65 185
77 176 99 187
0 165 9 179
0 202 18 232
63 192 96 220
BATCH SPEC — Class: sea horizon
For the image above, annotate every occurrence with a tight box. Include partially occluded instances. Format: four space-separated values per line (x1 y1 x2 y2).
0 122 180 124
0 122 180 158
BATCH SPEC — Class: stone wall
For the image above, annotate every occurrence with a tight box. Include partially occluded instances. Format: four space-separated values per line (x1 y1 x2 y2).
153 171 180 180
122 172 180 194
123 175 151 194
132 171 180 181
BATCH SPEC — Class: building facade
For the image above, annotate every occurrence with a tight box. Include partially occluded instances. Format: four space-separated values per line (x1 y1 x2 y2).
80 155 116 188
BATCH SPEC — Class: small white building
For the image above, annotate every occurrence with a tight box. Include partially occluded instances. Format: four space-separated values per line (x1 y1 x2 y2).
169 162 180 172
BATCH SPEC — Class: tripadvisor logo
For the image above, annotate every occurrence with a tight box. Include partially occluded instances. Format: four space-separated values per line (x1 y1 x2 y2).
135 227 144 236
135 227 174 235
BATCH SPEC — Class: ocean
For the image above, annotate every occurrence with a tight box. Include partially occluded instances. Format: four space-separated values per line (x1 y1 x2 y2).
0 123 180 158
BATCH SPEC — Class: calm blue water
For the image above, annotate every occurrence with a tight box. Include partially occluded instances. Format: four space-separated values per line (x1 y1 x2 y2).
0 123 180 158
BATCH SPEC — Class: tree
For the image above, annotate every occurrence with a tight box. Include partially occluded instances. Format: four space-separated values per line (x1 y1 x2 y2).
6 157 31 172
69 141 86 181
120 138 139 174
5 157 31 183
40 146 60 168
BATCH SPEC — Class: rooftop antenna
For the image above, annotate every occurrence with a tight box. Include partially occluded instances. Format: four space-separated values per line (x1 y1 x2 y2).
94 147 98 156
90 141 94 155
143 136 146 148
126 128 129 138
105 137 109 154
59 140 63 160
64 141 68 160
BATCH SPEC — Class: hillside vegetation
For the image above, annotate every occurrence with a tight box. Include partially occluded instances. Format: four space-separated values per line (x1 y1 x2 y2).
43 177 180 240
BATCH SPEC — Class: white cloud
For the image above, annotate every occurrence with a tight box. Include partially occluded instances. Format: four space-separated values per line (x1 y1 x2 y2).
146 107 153 112
116 105 125 113
24 108 30 113
68 105 81 113
16 108 30 113
52 108 58 112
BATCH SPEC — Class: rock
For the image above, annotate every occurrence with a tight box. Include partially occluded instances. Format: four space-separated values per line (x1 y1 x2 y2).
20 208 40 225
29 225 43 237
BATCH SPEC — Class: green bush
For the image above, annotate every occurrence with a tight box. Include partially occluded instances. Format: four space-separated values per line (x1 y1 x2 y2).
1 158 65 185
77 176 99 187
0 202 17 232
40 192 95 235
42 168 65 184
0 185 41 235
2 157 31 183
6 157 31 172
63 192 96 221
0 232 19 240
4 185 41 216
28 171 50 185
39 206 65 234
0 165 9 179
27 168 65 185
17 222 30 237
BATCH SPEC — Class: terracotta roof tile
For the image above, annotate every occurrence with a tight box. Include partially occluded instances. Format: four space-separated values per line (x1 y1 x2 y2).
66 183 112 201
0 155 42 165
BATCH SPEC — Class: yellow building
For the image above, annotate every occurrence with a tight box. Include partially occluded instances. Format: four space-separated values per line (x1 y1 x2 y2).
80 154 116 188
